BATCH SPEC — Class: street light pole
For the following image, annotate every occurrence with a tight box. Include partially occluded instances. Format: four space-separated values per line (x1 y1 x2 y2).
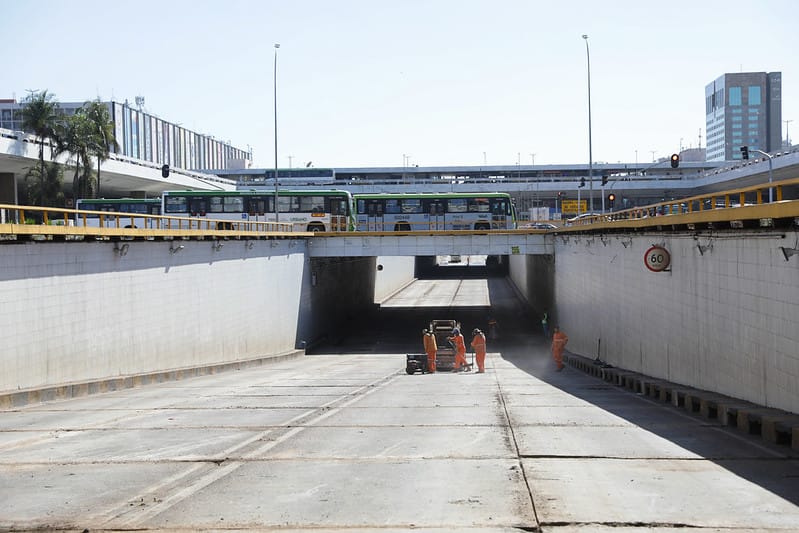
749 148 774 203
582 34 594 213
273 43 280 223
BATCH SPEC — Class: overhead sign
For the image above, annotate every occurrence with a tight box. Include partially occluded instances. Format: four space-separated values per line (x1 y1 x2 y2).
644 245 671 272
561 200 587 214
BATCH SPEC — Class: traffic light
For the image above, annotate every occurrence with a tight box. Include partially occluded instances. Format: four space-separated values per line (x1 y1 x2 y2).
579 177 586 188
607 193 615 208
601 175 608 186
670 153 680 168
161 164 170 178
740 146 749 160
557 191 563 199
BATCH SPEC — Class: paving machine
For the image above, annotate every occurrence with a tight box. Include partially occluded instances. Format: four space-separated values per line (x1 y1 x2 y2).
406 319 471 374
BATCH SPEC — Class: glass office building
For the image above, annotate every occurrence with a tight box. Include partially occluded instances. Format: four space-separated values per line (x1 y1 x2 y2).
705 72 782 161
0 99 251 171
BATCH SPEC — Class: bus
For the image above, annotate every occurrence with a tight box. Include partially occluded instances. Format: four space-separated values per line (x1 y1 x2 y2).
74 198 162 228
161 190 355 232
352 192 516 231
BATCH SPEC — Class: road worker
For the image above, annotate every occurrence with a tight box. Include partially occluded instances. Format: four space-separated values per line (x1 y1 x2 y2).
470 328 487 373
422 328 437 373
551 326 569 371
448 328 468 371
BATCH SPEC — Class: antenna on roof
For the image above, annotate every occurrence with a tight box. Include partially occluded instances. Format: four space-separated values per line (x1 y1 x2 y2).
134 95 145 111
306 161 312 167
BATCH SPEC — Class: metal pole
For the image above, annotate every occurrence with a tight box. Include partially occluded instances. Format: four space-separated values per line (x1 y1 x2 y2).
273 43 280 223
751 149 774 203
583 34 594 213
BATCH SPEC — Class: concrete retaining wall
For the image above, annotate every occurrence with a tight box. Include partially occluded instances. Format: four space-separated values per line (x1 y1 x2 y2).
1 242 418 397
510 232 799 414
0 239 307 394
374 256 416 303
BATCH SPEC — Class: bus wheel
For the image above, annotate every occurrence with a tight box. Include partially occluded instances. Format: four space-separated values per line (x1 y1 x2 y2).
307 224 324 232
394 223 411 232
474 223 490 231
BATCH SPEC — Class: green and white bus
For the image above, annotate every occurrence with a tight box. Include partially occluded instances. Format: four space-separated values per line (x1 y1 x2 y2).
352 192 516 231
74 198 162 228
161 190 355 232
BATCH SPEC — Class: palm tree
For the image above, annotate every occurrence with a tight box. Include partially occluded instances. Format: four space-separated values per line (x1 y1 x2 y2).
82 100 117 198
20 90 61 206
56 112 95 200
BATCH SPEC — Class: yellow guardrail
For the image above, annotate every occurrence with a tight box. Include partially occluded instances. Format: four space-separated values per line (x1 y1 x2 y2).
0 203 298 239
559 175 799 230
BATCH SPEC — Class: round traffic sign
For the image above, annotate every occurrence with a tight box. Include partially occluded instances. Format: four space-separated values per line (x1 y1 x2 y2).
644 245 670 272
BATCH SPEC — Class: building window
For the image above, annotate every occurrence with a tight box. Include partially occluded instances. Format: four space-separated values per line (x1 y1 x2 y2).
729 87 742 106
748 86 761 106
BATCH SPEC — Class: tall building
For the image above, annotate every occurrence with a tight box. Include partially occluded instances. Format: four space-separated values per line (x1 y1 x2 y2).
0 98 251 171
705 72 781 161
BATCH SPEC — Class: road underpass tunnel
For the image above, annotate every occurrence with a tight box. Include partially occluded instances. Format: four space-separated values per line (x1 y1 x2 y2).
305 254 548 358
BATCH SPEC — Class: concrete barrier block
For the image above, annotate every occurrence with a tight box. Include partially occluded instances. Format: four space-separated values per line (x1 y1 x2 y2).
670 388 696 408
736 408 776 436
762 415 799 446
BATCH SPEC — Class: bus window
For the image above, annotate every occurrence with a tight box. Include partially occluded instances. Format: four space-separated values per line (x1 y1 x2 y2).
468 198 490 212
224 196 244 212
189 198 206 216
165 196 188 214
277 196 298 213
299 196 325 213
448 198 468 213
491 199 509 215
247 197 267 216
401 199 422 213
330 199 348 215
385 199 401 214
209 196 224 213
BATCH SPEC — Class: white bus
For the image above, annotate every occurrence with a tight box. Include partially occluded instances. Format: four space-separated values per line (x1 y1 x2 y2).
74 198 162 228
161 190 355 232
352 192 516 231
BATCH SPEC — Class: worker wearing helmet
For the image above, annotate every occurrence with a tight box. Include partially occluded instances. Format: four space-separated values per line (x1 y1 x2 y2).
551 325 569 371
448 328 468 371
422 328 437 373
470 328 486 373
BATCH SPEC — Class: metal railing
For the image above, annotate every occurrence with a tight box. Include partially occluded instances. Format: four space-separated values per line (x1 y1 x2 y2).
560 174 799 230
0 204 297 239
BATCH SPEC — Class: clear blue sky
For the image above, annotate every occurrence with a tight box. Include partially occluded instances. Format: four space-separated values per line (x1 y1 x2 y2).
4 0 797 168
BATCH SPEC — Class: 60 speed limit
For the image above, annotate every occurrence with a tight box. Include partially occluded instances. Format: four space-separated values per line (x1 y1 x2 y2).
644 245 671 272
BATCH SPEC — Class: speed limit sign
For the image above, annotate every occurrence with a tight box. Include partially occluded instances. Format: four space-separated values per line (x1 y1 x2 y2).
644 245 671 272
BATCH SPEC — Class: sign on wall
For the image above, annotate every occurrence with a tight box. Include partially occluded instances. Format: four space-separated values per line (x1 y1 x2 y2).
644 245 671 272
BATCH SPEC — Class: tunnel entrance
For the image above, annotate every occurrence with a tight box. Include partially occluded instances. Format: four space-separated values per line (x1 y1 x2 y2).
415 254 509 279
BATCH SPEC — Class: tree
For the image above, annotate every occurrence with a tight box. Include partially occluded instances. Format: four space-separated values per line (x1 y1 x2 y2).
20 90 61 206
23 161 65 210
56 112 95 200
82 100 117 198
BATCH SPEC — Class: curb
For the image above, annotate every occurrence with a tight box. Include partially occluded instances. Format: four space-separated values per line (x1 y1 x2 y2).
0 350 304 410
564 352 799 451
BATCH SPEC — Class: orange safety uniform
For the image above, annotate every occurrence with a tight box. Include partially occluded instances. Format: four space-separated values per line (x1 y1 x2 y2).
551 329 569 371
423 331 437 373
470 330 487 373
449 332 468 370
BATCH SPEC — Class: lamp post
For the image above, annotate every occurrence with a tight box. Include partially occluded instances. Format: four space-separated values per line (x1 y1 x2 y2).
582 34 594 213
273 43 280 222
748 148 774 203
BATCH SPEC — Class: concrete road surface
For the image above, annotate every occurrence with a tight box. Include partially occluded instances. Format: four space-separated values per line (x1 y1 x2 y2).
2 339 799 532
